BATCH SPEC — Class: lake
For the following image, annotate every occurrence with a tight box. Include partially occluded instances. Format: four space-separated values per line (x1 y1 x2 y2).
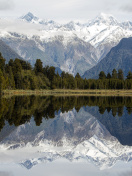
0 96 132 176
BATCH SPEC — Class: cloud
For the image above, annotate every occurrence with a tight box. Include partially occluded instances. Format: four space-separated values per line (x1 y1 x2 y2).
0 0 14 10
119 0 132 12
119 169 132 176
120 4 132 12
0 172 13 176
0 19 44 36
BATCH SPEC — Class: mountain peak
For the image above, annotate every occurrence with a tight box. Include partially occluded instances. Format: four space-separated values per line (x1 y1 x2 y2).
20 12 39 23
25 12 34 17
99 12 113 18
20 12 58 26
91 13 119 26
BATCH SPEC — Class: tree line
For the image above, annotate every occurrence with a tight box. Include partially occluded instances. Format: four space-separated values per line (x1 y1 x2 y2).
0 53 132 91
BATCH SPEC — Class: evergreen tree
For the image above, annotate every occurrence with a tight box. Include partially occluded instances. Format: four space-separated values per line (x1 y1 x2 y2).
30 77 36 90
20 60 32 70
13 59 22 75
56 72 61 88
8 66 15 89
12 59 22 89
0 69 5 92
75 73 83 89
112 69 118 79
61 71 65 79
48 67 55 81
43 66 49 77
8 59 14 67
67 74 76 89
106 73 111 79
127 71 132 79
99 71 106 79
75 73 81 79
34 59 43 74
118 69 124 80
14 72 22 89
47 67 55 89
125 79 132 89
0 53 5 73
117 80 124 89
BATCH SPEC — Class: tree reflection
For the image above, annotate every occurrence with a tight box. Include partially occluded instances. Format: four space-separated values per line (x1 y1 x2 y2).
0 96 132 131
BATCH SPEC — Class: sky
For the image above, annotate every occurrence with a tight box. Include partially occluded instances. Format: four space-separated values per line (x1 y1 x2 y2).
0 0 132 22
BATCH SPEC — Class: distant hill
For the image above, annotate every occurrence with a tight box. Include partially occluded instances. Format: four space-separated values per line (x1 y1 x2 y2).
83 37 132 79
0 39 23 62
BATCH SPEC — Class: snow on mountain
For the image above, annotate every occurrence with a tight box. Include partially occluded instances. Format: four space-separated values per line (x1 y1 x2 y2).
17 12 132 60
0 31 97 76
16 12 132 48
20 12 41 23
89 13 120 26
0 12 132 75
20 12 60 29
20 12 47 25
122 21 132 30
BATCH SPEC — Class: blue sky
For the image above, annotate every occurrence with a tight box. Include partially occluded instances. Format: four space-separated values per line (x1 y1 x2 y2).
0 0 132 22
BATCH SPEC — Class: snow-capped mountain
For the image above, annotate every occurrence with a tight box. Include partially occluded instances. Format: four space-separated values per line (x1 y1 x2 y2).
20 12 43 24
20 12 61 29
0 107 132 170
0 12 132 75
88 13 119 26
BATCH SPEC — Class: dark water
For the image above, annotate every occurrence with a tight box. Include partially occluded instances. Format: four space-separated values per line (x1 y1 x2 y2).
0 96 132 176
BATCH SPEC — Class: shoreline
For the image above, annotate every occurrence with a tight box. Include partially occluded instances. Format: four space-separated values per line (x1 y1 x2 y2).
2 89 132 97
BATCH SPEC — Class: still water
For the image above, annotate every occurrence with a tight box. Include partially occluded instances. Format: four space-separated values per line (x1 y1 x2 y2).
0 96 132 176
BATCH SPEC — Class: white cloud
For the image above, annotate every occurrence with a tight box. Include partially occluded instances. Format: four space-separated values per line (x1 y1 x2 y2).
0 19 42 36
0 172 13 176
0 0 14 10
0 0 132 22
120 4 132 12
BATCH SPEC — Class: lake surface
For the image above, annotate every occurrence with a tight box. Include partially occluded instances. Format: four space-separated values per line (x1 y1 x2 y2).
0 96 132 176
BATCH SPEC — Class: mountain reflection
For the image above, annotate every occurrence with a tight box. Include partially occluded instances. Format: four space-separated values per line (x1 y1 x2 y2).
0 96 132 171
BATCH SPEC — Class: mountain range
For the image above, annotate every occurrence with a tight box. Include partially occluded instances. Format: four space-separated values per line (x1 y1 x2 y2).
0 12 132 75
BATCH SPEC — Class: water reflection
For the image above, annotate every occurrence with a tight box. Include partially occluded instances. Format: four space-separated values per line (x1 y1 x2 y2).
0 96 132 174
0 96 132 129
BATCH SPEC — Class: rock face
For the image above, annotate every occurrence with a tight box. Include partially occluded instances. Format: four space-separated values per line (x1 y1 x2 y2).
83 37 132 79
0 39 23 62
0 12 132 75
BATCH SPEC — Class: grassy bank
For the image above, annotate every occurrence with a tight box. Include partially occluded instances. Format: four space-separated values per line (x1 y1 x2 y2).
2 89 132 97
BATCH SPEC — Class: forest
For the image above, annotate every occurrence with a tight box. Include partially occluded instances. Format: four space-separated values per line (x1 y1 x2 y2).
0 53 132 91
